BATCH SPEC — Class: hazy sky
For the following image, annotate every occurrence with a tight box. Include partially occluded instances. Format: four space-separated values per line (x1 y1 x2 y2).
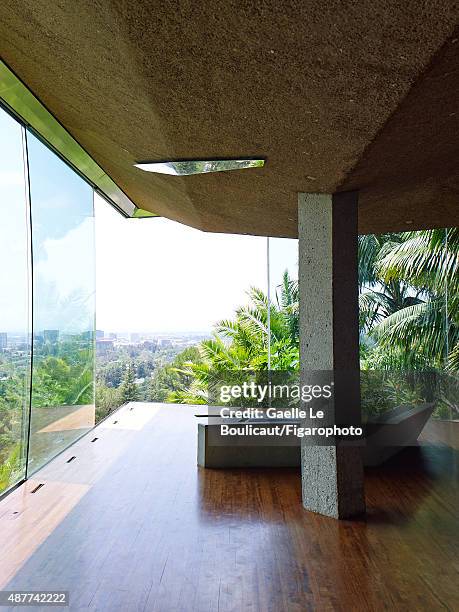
95 195 298 333
0 110 30 333
0 98 296 336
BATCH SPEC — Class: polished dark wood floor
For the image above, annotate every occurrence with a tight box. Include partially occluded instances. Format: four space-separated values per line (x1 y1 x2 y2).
0 404 457 611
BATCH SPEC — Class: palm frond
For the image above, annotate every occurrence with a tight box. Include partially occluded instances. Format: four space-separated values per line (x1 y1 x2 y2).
378 229 459 295
373 300 458 367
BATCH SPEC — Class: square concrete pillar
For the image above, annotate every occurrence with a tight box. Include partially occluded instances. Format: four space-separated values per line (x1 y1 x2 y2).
298 191 365 519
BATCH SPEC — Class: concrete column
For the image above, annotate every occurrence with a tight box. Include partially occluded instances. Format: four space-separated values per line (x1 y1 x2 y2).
298 191 365 519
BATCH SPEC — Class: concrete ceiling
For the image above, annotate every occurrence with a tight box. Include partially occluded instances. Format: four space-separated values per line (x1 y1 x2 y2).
0 1 458 237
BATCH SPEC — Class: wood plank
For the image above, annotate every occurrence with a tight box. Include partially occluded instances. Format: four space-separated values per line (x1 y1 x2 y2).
0 479 89 589
0 405 457 611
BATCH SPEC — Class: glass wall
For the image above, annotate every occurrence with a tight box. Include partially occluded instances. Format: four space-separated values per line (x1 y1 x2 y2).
94 195 269 413
267 233 458 422
0 109 31 494
26 132 95 474
266 231 457 422
0 104 96 492
358 230 458 421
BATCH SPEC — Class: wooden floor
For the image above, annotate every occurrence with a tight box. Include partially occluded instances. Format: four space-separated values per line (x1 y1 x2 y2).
0 404 457 611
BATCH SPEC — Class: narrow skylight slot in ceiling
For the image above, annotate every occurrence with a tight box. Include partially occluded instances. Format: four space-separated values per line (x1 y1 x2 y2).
134 159 265 176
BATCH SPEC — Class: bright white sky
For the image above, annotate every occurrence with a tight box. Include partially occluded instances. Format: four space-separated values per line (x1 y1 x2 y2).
95 195 298 333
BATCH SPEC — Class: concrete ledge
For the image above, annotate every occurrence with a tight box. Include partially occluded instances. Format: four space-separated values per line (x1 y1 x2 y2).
197 422 300 468
197 404 435 469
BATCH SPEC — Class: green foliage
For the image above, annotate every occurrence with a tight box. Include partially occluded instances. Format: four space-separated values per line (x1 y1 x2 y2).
448 343 459 372
0 444 23 493
32 346 94 408
0 335 95 494
359 229 458 419
363 228 458 371
120 363 138 403
150 347 204 403
358 234 424 333
2 227 455 496
164 231 457 417
163 273 300 404
360 371 425 418
95 384 122 422
98 360 125 388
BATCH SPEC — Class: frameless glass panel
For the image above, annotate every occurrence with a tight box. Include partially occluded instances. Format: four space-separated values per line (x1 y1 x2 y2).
0 107 31 494
358 229 458 423
94 194 269 411
27 131 95 473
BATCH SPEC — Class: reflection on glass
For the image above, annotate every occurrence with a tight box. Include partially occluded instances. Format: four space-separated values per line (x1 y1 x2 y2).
135 159 264 176
27 132 95 473
0 108 31 494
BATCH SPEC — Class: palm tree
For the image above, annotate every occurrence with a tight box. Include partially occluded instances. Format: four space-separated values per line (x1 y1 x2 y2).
358 230 458 418
275 271 299 345
167 272 299 404
377 229 458 296
449 343 459 372
358 234 424 334
215 282 298 369
374 228 458 369
358 233 402 288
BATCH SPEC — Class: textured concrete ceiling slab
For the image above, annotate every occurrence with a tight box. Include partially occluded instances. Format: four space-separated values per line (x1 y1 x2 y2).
0 1 458 236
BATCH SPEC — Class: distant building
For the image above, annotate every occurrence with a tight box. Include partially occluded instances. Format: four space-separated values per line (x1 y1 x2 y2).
107 332 117 340
43 329 59 344
130 332 141 343
0 333 7 350
96 329 105 339
96 338 114 355
141 340 158 351
33 333 44 347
